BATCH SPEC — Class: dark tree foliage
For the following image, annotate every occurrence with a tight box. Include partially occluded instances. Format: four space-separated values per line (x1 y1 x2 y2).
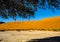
0 0 60 20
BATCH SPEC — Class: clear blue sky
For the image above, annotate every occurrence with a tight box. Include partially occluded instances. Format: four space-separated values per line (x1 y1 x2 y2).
0 8 60 22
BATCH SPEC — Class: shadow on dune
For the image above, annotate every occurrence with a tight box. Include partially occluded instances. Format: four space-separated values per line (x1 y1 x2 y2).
27 36 60 42
0 22 4 24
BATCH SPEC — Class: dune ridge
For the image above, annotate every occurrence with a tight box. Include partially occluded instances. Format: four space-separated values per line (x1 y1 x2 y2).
0 16 60 30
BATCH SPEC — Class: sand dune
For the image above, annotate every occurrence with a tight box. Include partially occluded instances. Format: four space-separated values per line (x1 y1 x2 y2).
0 16 60 30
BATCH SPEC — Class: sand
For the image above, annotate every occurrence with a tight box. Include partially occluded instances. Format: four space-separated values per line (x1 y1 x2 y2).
0 16 60 30
0 31 60 42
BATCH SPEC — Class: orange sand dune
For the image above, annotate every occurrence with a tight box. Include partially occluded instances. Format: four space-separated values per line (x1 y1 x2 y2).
0 16 60 30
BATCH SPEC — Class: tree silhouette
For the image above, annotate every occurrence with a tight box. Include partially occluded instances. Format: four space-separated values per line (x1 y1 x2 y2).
0 0 60 20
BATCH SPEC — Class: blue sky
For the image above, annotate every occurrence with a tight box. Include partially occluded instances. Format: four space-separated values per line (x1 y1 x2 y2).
0 8 60 22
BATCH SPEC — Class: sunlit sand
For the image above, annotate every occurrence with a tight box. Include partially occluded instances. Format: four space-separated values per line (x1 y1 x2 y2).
0 31 60 42
0 16 60 31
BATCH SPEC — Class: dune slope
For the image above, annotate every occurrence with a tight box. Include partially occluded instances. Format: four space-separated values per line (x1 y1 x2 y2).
0 16 60 30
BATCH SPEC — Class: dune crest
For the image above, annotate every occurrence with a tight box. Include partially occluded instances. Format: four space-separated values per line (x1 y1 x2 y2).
0 16 60 30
